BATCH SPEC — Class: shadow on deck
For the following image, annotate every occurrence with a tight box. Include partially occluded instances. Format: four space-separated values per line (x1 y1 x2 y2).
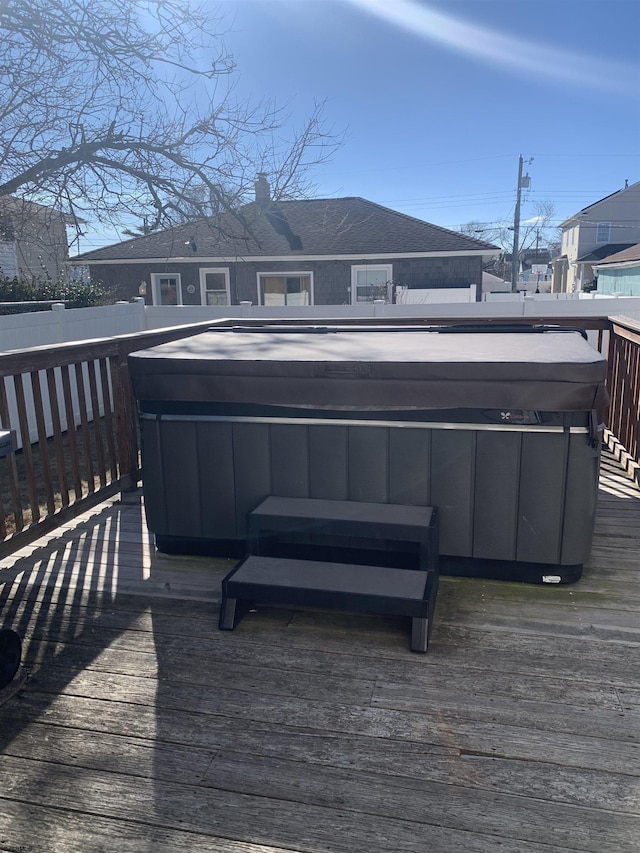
0 449 639 852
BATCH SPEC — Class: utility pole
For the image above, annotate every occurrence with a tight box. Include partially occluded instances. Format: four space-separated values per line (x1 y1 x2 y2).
511 155 531 293
511 155 523 293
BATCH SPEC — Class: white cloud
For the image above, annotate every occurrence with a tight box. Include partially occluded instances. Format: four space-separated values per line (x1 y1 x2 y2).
345 0 637 94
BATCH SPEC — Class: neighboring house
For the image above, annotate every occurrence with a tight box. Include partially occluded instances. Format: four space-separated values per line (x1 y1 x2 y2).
552 180 640 293
74 177 498 305
0 196 70 281
593 242 640 296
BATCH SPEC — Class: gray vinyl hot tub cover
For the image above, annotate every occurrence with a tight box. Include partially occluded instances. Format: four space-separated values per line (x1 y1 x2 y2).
128 328 609 412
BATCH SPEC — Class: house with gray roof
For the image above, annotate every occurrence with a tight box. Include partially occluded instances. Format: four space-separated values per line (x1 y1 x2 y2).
552 180 640 293
74 177 498 306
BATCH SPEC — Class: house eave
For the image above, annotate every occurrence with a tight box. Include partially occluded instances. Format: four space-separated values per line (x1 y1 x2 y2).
594 260 640 272
71 249 498 266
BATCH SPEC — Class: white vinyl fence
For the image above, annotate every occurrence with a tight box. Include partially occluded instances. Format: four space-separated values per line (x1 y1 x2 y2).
0 300 146 352
4 292 640 356
3 294 640 447
395 285 477 303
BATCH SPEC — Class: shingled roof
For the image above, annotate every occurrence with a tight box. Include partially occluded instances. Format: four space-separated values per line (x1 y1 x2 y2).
576 243 635 263
593 242 640 267
76 197 498 262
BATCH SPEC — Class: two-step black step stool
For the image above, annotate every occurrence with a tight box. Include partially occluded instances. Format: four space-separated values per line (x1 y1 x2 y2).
219 497 439 652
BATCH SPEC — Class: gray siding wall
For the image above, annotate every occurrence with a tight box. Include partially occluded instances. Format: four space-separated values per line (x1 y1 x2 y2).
89 255 484 304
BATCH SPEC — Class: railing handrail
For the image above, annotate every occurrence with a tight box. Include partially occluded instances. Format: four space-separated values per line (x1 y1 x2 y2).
0 319 218 376
206 314 614 329
608 314 640 338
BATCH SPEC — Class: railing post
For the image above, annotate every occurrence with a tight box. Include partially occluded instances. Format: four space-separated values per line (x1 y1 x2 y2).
132 297 147 331
110 345 140 492
51 302 66 343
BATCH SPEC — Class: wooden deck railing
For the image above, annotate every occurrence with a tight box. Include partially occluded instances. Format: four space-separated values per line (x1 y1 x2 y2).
605 316 640 482
0 313 638 558
0 320 215 557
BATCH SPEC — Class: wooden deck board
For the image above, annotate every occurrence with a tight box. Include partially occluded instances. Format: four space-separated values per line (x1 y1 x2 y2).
1 449 640 852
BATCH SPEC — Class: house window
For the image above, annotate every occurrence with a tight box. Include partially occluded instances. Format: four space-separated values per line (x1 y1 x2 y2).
151 273 181 305
351 264 393 303
596 222 611 243
199 268 230 305
257 273 313 306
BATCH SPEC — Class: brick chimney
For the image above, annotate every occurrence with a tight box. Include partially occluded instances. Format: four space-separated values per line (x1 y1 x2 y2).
254 173 271 204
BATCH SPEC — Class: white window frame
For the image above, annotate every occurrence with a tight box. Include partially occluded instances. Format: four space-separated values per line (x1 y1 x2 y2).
151 272 182 306
199 267 231 306
350 264 393 304
596 222 611 243
256 271 314 306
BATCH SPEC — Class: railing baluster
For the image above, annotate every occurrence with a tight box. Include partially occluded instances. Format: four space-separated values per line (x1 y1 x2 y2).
30 370 56 516
99 357 117 481
60 364 83 501
629 339 640 461
0 483 6 539
46 367 70 508
620 338 634 458
0 376 25 532
13 374 40 524
88 360 107 487
74 362 96 494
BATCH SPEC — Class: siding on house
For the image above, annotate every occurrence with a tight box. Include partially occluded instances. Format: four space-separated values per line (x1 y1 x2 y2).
597 266 640 296
0 241 18 277
90 255 484 306
594 242 640 296
0 197 70 281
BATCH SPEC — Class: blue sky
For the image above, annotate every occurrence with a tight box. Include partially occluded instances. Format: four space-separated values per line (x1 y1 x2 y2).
81 0 639 250
214 0 640 234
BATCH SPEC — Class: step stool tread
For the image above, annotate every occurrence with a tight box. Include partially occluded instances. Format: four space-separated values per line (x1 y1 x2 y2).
250 497 435 536
227 554 431 600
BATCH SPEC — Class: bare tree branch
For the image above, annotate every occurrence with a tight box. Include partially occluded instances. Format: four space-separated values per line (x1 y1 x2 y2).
460 203 558 254
0 0 343 239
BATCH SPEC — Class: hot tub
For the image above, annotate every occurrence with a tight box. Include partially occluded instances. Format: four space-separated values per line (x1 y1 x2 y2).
128 323 608 583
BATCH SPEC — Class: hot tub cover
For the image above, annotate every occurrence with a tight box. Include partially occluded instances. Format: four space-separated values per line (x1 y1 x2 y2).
128 326 609 413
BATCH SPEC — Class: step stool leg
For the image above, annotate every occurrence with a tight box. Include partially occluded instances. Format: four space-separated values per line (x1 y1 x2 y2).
410 616 429 653
219 596 239 631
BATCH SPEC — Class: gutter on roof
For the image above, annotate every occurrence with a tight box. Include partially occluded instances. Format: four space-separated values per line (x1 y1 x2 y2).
72 249 499 265
594 259 640 272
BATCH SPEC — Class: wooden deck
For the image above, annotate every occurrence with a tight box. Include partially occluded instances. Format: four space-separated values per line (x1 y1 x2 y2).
1 449 639 852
